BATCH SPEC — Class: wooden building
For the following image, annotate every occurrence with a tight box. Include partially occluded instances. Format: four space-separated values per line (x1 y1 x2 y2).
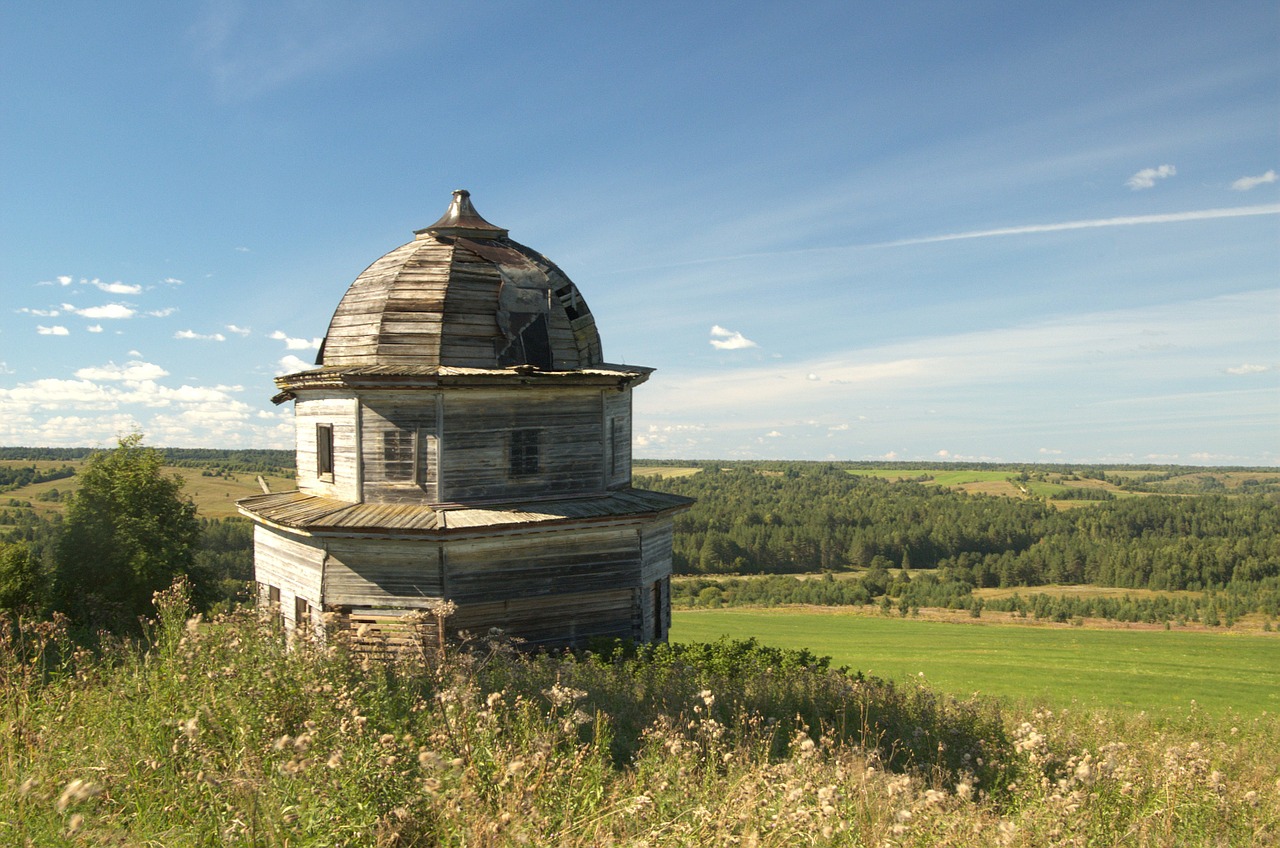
238 190 692 648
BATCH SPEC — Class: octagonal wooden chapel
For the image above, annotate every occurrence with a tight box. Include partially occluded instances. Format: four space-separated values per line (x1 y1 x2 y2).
238 190 692 648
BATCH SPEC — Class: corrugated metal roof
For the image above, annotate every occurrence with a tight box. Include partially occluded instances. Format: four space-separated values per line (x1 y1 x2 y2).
238 488 692 536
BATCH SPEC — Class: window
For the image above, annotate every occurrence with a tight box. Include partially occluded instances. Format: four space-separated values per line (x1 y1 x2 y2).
509 428 540 477
295 596 312 630
653 579 665 640
383 427 417 481
316 424 334 480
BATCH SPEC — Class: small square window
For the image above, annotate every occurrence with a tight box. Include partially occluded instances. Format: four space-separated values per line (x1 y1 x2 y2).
383 428 416 481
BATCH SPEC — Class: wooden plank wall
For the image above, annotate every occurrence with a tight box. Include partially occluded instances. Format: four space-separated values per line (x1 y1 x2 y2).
294 393 360 501
360 392 440 503
603 389 631 489
253 527 325 633
440 388 605 502
448 588 637 646
440 246 504 368
324 538 443 608
639 518 674 586
443 526 640 605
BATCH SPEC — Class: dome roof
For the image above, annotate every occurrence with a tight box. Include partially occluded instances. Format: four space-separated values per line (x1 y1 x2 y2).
316 190 603 371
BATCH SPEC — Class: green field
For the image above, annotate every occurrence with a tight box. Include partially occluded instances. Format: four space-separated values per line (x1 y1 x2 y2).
672 607 1280 716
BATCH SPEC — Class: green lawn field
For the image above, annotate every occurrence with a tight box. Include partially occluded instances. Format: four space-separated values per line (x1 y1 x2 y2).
671 607 1280 716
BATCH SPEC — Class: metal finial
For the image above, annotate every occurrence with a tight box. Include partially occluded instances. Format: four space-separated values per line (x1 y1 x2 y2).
417 189 508 239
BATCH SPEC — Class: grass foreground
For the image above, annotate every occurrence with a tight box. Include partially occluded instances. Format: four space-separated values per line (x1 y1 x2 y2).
3 585 1277 846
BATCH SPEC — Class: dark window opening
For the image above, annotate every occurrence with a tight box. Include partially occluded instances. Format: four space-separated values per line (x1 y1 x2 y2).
383 428 416 481
295 596 312 630
510 429 540 477
316 424 334 480
653 580 664 640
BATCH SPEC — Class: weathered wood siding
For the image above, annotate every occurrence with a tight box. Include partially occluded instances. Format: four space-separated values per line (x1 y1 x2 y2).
359 392 441 503
442 527 640 604
324 538 443 608
253 526 324 633
639 518 675 586
603 389 631 489
449 588 636 647
294 392 360 501
440 388 605 502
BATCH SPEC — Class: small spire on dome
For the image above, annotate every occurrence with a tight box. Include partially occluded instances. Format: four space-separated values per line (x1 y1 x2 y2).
416 189 509 240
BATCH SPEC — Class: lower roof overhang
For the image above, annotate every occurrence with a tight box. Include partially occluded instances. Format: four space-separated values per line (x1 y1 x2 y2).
237 488 693 540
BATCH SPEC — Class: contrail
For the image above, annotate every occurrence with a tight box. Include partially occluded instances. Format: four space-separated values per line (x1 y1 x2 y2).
873 204 1280 248
607 204 1280 274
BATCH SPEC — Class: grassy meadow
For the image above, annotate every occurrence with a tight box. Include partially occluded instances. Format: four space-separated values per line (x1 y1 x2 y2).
3 588 1278 846
672 608 1280 717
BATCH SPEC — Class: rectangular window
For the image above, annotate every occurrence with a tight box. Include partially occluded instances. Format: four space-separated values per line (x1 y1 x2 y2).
316 424 334 480
509 428 540 477
383 427 417 481
653 580 665 640
294 596 312 630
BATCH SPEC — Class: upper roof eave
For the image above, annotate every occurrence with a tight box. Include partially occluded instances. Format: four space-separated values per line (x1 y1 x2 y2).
271 363 653 403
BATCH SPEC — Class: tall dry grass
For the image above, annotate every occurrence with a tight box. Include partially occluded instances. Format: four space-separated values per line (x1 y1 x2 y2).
2 580 1276 846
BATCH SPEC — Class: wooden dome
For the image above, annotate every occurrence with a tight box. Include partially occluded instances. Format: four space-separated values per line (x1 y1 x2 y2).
317 190 603 371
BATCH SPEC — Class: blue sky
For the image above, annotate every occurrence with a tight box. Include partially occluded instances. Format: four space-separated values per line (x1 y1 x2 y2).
1 1 1276 464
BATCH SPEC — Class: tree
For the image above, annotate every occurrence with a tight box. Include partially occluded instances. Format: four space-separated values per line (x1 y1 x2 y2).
0 541 44 614
53 435 201 630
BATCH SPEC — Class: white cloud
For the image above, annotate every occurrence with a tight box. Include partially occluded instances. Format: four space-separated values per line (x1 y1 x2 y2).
0 362 12 375
1126 164 1176 190
277 354 312 374
56 275 73 286
36 325 70 336
936 449 951 458
235 246 251 253
75 303 136 320
19 308 60 317
270 330 321 350
1225 363 1271 375
806 373 820 381
174 330 227 341
161 277 183 285
709 325 758 350
148 307 178 318
1039 448 1064 455
226 324 252 336
75 360 171 381
828 423 850 431
94 280 142 295
1232 170 1277 191
765 430 783 438
87 325 104 333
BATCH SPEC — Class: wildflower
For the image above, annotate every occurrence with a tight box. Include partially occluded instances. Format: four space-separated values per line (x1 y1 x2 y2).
67 813 84 834
487 691 504 709
379 733 397 747
543 682 588 708
955 781 974 802
56 779 102 813
18 776 39 797
699 689 715 708
272 735 293 751
924 788 947 806
419 749 442 769
1244 790 1259 806
179 715 199 740
326 751 345 769
423 777 442 793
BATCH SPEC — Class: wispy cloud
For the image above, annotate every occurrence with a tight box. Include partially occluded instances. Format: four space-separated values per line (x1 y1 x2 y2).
75 360 170 381
1232 170 1277 191
1126 164 1176 190
709 325 757 350
1225 363 1272 375
270 330 321 350
94 280 142 295
74 304 136 320
36 325 69 336
174 330 227 341
226 324 252 336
